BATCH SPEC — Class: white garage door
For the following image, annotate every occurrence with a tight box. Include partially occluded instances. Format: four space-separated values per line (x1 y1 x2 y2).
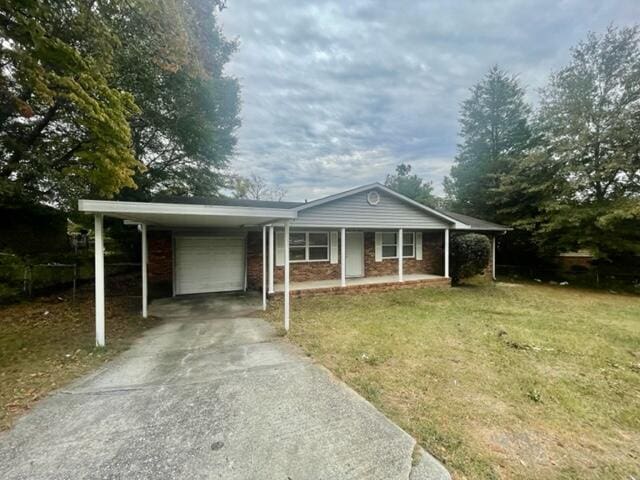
175 236 245 295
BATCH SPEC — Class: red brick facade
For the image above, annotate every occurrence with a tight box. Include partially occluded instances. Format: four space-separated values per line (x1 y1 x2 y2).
246 231 264 290
246 230 445 290
246 231 342 288
363 231 444 277
148 230 173 298
271 276 452 298
148 229 487 297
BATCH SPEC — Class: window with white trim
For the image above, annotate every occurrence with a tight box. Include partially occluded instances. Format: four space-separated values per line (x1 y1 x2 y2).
402 232 415 258
380 232 415 259
289 232 329 262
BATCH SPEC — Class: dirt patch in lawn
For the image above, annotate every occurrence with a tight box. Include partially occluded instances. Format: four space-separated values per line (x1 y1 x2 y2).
0 275 158 431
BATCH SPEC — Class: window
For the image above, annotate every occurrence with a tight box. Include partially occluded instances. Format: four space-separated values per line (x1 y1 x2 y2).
308 233 329 260
381 233 397 258
402 232 415 258
289 232 329 262
380 232 415 259
289 232 306 261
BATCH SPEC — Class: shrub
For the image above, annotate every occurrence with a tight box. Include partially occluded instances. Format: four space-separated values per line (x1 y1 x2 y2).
450 233 491 285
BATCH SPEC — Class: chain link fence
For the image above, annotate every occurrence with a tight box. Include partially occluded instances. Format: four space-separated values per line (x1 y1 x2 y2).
497 263 640 292
1 252 140 303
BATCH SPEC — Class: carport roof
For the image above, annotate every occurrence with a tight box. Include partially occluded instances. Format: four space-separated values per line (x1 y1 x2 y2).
78 199 297 228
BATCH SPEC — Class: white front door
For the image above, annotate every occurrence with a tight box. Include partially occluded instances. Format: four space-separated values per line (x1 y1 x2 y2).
175 236 245 295
345 232 364 277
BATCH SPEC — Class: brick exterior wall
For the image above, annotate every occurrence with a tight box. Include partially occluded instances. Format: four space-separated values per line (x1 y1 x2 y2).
245 230 445 290
270 276 451 298
246 231 341 288
274 262 341 284
246 231 263 290
146 230 497 298
363 231 443 277
148 230 480 297
148 230 172 299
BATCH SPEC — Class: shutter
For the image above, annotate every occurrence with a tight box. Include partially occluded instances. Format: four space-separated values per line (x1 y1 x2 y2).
374 232 382 262
415 232 423 260
275 231 284 266
330 231 339 264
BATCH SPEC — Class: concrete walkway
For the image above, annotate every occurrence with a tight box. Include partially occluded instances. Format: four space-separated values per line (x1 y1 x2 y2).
0 293 450 480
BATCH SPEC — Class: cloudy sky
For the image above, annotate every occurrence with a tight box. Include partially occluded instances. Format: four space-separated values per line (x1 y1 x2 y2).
219 0 640 201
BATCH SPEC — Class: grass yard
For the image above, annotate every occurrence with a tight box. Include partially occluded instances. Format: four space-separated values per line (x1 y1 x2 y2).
0 276 157 431
267 281 640 480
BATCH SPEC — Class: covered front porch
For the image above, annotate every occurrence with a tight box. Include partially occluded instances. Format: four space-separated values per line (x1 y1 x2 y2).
273 272 449 296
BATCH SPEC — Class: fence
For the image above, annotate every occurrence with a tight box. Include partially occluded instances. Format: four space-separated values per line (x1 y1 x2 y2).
0 252 140 303
497 263 640 291
21 262 141 301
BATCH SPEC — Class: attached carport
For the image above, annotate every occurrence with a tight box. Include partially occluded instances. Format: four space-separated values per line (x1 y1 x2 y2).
78 199 297 346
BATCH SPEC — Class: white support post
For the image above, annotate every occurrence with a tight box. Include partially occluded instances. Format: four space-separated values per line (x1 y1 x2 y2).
398 228 403 282
94 214 105 347
492 235 496 281
340 228 346 287
284 223 290 332
141 223 148 319
444 228 450 278
262 226 267 310
268 226 274 294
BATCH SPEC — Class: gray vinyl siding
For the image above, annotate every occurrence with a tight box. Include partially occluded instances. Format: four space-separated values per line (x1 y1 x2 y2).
293 189 450 228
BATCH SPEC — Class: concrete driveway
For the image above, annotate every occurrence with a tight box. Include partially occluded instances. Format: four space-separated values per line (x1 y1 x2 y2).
0 293 450 480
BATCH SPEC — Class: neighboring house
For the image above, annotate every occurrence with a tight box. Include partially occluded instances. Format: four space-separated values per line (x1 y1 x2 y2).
79 183 508 345
554 250 594 271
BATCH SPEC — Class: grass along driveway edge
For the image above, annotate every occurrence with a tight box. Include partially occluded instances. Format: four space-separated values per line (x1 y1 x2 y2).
0 278 158 431
266 281 640 480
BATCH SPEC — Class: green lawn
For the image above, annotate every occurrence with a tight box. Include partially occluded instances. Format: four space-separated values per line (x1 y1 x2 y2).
267 281 640 480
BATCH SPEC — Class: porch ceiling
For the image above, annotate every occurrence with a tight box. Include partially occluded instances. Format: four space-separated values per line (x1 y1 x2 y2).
78 199 297 228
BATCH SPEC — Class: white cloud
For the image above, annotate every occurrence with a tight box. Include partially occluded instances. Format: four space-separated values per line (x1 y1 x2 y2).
220 0 640 201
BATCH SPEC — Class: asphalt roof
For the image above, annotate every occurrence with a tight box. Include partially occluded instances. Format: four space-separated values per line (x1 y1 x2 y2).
435 209 510 231
151 194 508 231
152 196 304 209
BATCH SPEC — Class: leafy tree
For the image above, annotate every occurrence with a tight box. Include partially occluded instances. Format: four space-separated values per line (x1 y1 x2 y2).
450 233 491 285
0 0 240 208
112 0 240 200
0 0 141 207
444 66 533 222
522 26 640 256
384 163 436 206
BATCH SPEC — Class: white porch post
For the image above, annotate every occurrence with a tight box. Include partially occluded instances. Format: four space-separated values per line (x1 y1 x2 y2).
444 228 450 278
492 235 496 280
141 223 148 319
262 226 267 310
284 222 290 332
398 228 403 282
340 228 346 287
268 225 274 294
94 214 105 347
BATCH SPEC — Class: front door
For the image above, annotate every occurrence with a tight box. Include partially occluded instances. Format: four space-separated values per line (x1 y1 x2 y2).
345 232 364 277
